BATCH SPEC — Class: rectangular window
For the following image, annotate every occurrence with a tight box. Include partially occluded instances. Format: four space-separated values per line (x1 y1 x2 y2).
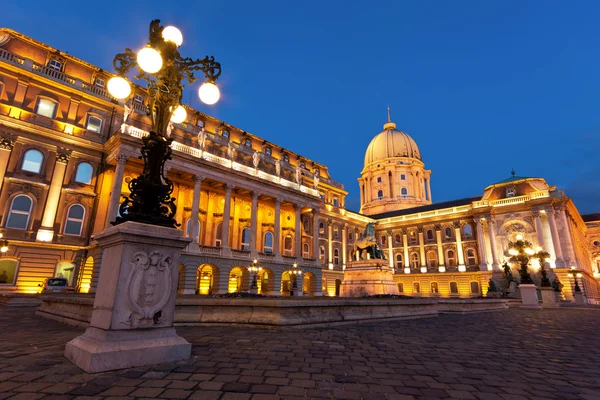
0 259 19 285
245 139 252 147
86 115 103 133
401 174 406 180
94 78 105 88
134 94 144 103
377 177 382 183
35 98 57 119
48 59 62 71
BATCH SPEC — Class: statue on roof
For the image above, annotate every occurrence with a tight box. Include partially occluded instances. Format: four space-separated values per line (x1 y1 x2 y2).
253 150 260 169
313 170 320 189
197 128 206 150
275 159 281 177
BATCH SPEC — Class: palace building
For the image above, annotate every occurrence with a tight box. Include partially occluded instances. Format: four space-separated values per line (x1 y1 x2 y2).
0 28 599 303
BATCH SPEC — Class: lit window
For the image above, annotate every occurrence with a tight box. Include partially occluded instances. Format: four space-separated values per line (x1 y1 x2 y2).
74 162 93 184
401 188 408 196
319 245 325 260
222 130 229 139
395 234 401 243
6 195 33 230
445 227 453 239
55 262 75 286
263 232 273 253
426 229 434 241
300 162 306 169
470 281 480 294
463 224 473 237
64 204 85 236
506 187 516 198
303 217 310 233
215 222 223 247
401 174 406 180
319 221 324 235
333 225 339 240
411 253 419 269
302 243 310 258
245 139 251 147
334 249 340 265
413 282 420 293
427 251 437 268
431 282 439 294
196 119 205 128
94 77 105 88
396 254 403 268
447 250 456 267
283 154 289 162
333 198 339 207
0 259 19 285
241 227 250 250
450 282 459 294
466 249 477 265
409 231 417 244
35 98 57 118
284 235 293 256
377 190 383 198
186 218 201 242
86 115 103 134
265 147 272 156
377 177 382 183
48 59 62 71
22 149 43 173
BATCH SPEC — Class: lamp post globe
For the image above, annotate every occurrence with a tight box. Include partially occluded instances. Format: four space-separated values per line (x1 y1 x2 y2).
137 47 163 73
162 26 183 46
199 82 220 105
170 105 187 123
107 76 132 99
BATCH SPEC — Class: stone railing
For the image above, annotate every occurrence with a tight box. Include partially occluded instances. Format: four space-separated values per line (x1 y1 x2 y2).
472 190 550 208
198 245 222 255
0 48 25 66
231 249 251 259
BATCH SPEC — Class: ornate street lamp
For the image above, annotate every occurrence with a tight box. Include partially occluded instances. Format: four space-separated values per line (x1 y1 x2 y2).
248 259 262 293
0 233 8 255
507 234 550 285
107 20 222 227
287 263 303 296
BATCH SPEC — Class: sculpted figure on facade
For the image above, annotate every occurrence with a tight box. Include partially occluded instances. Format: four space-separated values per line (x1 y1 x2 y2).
227 142 236 160
253 150 260 169
275 159 281 177
313 170 320 189
121 102 132 133
197 128 206 151
295 165 301 185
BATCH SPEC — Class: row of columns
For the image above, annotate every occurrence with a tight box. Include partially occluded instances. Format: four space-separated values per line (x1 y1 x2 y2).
395 225 465 272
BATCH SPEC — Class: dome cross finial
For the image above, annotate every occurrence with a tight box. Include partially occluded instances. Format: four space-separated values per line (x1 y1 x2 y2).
383 105 396 130
387 105 391 123
511 168 516 177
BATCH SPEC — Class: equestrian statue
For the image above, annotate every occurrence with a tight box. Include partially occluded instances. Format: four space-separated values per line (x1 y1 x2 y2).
352 222 386 261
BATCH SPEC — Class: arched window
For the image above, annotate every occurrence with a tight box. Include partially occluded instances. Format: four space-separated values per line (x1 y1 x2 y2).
333 225 339 240
6 195 33 230
186 219 201 242
466 248 477 265
64 204 85 236
401 188 408 196
411 253 419 269
470 281 480 294
426 229 434 241
334 248 340 265
333 197 339 207
396 254 403 268
284 235 293 256
263 231 273 253
446 250 456 267
427 251 437 268
303 217 310 232
215 222 223 247
450 282 459 294
22 149 43 174
377 190 384 198
240 227 250 250
302 243 310 258
413 282 420 294
348 230 353 242
75 162 93 184
222 130 229 139
395 233 401 243
0 259 19 286
397 283 404 293
319 221 325 235
319 245 325 261
431 282 439 294
463 224 473 238
381 235 386 245
444 227 453 239
409 231 417 245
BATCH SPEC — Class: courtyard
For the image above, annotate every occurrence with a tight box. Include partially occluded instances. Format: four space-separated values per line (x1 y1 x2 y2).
0 307 599 400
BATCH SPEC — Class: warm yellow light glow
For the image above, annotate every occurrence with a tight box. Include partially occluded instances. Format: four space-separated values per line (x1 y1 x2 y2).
516 234 523 240
404 267 411 274
137 47 163 74
107 77 132 99
79 283 91 293
576 273 582 278
36 229 53 242
508 249 518 256
198 82 220 105
536 247 542 252
420 267 427 273
170 105 187 123
8 107 21 119
458 265 466 272
438 266 446 273
0 246 7 253
64 124 74 134
326 204 333 212
162 26 183 46
525 248 534 255
0 233 3 239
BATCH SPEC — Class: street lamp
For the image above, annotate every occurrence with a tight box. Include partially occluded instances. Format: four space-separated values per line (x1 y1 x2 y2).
568 272 583 292
507 234 550 285
107 20 222 227
248 259 262 293
287 263 303 296
0 234 8 255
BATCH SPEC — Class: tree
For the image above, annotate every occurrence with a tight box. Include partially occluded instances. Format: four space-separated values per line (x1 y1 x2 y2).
507 235 550 285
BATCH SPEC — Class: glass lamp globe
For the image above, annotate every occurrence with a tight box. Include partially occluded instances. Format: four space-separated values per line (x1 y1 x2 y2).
162 26 183 46
107 77 132 99
170 105 187 123
137 47 163 74
198 82 220 105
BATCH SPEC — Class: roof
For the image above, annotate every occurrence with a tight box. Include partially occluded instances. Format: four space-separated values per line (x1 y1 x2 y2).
494 176 532 184
581 213 600 223
369 196 482 220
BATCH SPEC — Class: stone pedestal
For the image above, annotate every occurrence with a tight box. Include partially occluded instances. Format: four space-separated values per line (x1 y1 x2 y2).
574 291 586 305
519 284 542 310
65 222 192 373
540 287 558 308
340 259 399 297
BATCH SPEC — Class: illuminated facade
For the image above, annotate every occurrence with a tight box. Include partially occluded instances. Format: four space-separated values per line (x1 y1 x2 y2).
0 28 599 303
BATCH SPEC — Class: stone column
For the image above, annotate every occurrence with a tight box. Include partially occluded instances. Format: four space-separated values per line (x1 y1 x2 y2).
547 207 565 267
558 206 576 267
402 229 409 272
418 228 426 268
180 262 198 295
37 152 70 242
105 154 129 229
474 218 488 270
0 136 15 193
250 192 259 257
295 205 302 258
387 231 393 270
454 222 466 271
327 219 333 269
270 270 283 296
359 180 365 209
343 224 348 268
532 209 552 267
189 176 203 244
487 216 499 268
274 199 282 259
435 224 445 270
426 178 432 202
222 184 233 255
313 210 320 259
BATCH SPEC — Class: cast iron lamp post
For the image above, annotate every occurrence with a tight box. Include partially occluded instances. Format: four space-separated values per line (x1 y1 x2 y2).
0 233 8 255
107 20 222 227
248 259 262 293
507 234 550 285
287 263 303 296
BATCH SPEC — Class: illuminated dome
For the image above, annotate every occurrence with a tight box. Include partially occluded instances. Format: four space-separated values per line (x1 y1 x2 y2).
364 120 421 167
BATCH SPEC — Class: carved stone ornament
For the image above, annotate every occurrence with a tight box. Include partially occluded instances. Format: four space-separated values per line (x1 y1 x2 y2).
0 136 15 150
124 251 173 328
56 152 71 164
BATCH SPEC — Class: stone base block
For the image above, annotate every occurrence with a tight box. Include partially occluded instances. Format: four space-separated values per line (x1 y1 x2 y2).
540 288 559 308
340 260 399 297
65 326 191 373
519 284 542 310
574 292 586 305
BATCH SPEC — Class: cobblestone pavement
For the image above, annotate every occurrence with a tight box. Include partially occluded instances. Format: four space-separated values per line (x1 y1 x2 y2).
1 308 599 400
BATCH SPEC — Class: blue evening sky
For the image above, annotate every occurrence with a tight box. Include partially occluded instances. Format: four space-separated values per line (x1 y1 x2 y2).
5 0 600 214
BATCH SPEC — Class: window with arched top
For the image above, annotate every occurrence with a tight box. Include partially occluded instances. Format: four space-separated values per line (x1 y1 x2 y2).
284 235 293 256
319 245 325 261
239 227 249 250
377 190 384 198
413 282 420 293
395 233 401 243
427 251 437 268
319 221 325 235
303 217 310 233
222 130 229 139
450 281 459 294
463 224 473 238
396 254 403 268
444 227 453 239
333 198 339 207
430 282 439 294
22 149 44 174
215 222 223 247
334 248 340 265
283 154 289 162
411 253 419 269
466 248 477 265
426 229 434 241
333 225 339 240
64 204 85 236
446 250 456 267
401 188 408 196
303 243 310 258
263 231 273 254
409 231 418 245
470 281 480 294
74 162 93 184
6 195 33 230
381 235 386 245
186 219 201 242
265 147 272 156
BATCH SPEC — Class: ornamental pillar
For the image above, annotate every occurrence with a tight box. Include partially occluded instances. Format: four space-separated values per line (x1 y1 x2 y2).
387 231 394 270
0 136 15 193
105 154 129 229
547 207 565 267
558 206 576 267
418 228 426 268
274 198 282 258
222 184 233 253
37 152 70 242
474 218 488 270
342 224 348 268
454 222 465 271
402 229 409 272
487 216 499 268
435 224 445 270
532 209 550 267
189 176 204 243
327 219 333 269
295 205 302 258
313 209 320 259
250 192 259 257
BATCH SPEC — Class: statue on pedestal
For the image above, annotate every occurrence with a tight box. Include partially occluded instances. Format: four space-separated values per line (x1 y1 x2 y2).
353 222 386 260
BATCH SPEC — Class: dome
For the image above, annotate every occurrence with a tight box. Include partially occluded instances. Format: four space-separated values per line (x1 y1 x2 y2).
364 120 421 167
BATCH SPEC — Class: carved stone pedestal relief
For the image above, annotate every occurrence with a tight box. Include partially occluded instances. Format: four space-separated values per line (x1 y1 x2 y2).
519 284 542 310
65 222 191 373
340 259 399 297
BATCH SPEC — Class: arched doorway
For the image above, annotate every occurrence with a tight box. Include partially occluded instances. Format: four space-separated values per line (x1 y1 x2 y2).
335 279 342 296
281 271 292 296
78 256 94 293
302 272 316 296
257 268 272 295
197 264 218 295
228 266 247 293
